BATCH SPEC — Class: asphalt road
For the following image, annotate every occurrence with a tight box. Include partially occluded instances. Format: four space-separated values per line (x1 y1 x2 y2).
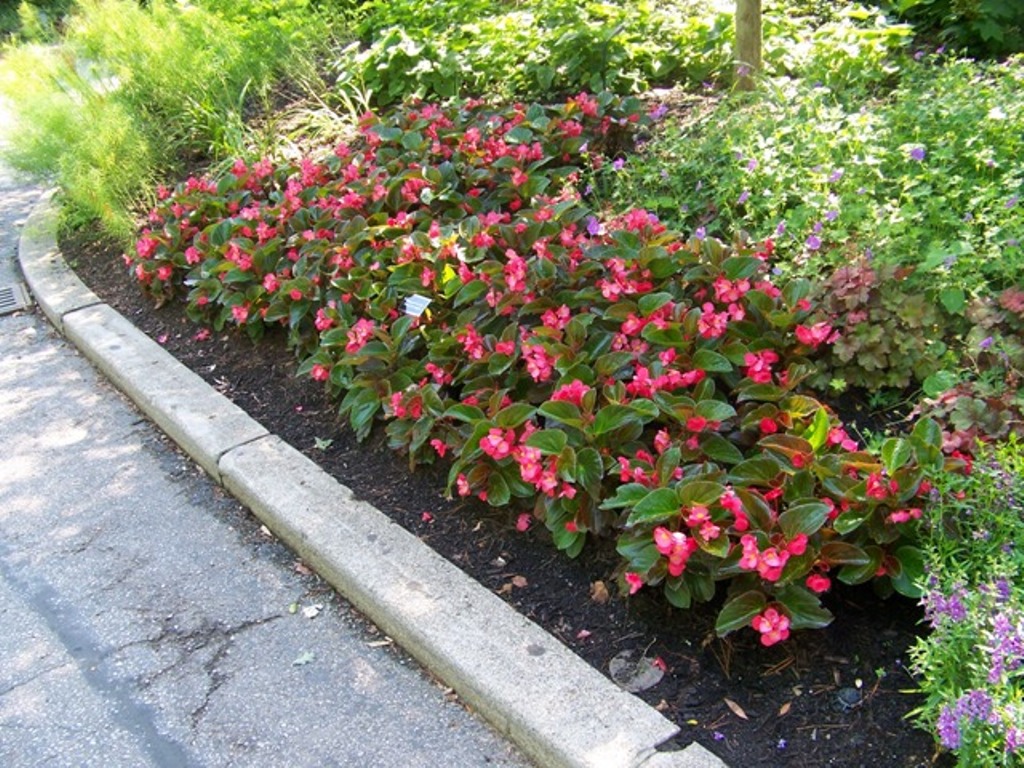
0 168 529 766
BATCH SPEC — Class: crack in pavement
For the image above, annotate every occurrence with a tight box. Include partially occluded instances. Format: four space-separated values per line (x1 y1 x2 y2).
0 538 199 768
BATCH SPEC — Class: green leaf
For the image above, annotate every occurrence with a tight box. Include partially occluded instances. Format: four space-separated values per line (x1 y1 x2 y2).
444 403 486 422
575 447 604 494
638 292 674 316
454 280 489 307
880 437 913 475
806 408 830 452
664 581 692 609
715 590 767 636
495 403 536 428
526 429 568 455
539 400 584 426
692 349 732 372
819 541 870 567
487 471 511 507
695 400 737 422
891 546 925 598
837 545 882 585
617 535 660 572
626 487 681 526
833 508 869 536
592 405 640 436
939 287 965 315
775 585 833 630
722 256 762 281
778 500 831 540
677 480 725 507
922 370 958 398
699 434 745 465
600 482 650 510
728 457 782 486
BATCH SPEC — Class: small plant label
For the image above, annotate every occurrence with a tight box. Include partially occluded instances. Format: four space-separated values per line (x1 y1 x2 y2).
403 294 431 317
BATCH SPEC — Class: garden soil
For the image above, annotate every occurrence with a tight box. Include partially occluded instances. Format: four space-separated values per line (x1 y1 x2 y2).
65 226 953 768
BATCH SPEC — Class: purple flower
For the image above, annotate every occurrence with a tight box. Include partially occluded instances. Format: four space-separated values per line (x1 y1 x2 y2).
746 159 758 172
777 738 787 750
586 216 601 236
775 221 786 236
914 50 925 61
812 220 823 234
1007 727 1023 754
579 142 588 154
829 168 844 183
909 146 926 162
937 705 961 749
806 234 821 251
738 190 750 204
649 103 668 121
1006 195 1018 209
980 336 994 350
825 209 838 222
660 169 669 180
694 226 706 241
713 731 725 742
612 157 626 171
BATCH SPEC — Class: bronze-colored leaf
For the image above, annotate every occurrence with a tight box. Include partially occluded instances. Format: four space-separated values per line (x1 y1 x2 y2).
724 697 749 720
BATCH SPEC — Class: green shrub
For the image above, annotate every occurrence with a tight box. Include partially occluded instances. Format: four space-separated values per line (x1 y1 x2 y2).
881 0 1024 57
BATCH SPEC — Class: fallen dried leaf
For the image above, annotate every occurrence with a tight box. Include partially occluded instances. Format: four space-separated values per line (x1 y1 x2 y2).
724 698 749 720
293 561 313 576
590 580 610 604
778 701 792 717
302 604 323 619
655 700 669 712
511 575 528 588
576 629 592 640
366 638 393 648
496 583 513 595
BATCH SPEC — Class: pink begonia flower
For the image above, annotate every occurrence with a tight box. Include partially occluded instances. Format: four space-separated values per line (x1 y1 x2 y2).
310 364 330 382
231 304 249 324
624 572 644 595
751 607 791 646
480 428 515 460
429 439 447 457
516 513 532 532
795 321 836 348
345 318 376 353
806 573 831 593
551 380 590 407
653 527 699 577
743 349 780 384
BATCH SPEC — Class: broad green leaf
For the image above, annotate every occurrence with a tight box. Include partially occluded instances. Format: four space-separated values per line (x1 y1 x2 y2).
715 590 767 636
833 508 869 535
487 471 511 507
729 457 782 486
880 437 913 475
664 581 692 609
539 400 583 426
819 541 870 566
891 546 925 598
575 447 604 493
778 500 831 540
600 482 650 510
638 292 674 316
444 403 486 423
495 403 536 428
526 429 568 455
692 349 732 372
695 400 737 422
677 480 725 507
592 405 639 436
806 408 830 452
775 585 833 630
837 545 882 585
617 535 660 572
699 434 745 465
626 487 682 526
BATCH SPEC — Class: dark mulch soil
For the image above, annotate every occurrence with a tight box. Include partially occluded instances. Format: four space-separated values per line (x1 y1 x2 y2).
64 224 952 768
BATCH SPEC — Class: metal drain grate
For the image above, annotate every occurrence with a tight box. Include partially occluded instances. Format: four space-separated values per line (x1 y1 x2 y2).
0 282 32 316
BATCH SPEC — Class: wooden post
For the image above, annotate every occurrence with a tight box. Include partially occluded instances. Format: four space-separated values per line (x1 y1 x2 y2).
735 0 762 91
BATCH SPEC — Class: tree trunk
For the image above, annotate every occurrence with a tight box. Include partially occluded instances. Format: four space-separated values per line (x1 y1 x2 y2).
735 0 762 91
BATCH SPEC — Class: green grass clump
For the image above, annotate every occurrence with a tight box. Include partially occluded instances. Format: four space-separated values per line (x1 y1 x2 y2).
0 0 350 241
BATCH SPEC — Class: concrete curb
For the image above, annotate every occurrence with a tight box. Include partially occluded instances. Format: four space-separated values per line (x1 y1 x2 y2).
17 194 729 768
